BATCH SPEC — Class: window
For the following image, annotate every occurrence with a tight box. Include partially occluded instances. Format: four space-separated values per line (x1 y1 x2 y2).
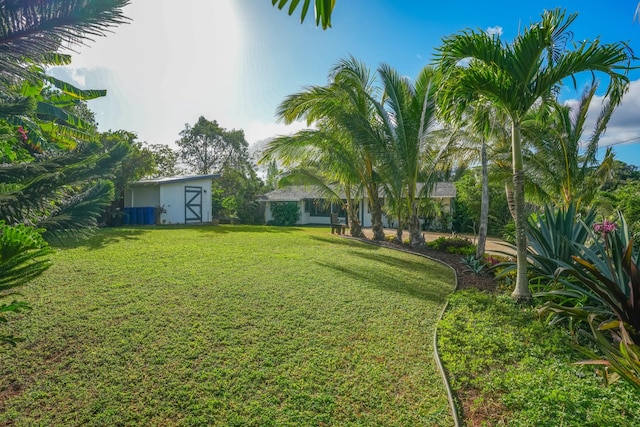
304 199 346 217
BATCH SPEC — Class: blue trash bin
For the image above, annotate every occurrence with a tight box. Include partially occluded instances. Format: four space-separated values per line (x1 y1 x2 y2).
135 207 144 225
144 207 155 225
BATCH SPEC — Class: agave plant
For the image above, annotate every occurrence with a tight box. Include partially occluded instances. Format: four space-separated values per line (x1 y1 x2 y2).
495 202 596 291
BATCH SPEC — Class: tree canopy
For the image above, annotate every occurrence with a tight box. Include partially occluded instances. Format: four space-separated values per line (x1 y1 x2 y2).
176 116 250 175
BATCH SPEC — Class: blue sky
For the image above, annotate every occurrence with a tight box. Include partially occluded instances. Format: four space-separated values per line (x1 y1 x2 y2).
52 0 640 166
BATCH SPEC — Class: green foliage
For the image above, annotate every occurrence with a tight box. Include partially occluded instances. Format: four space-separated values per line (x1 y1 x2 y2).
460 255 486 275
505 203 597 285
0 0 130 85
530 210 640 390
0 221 51 347
427 236 475 255
147 143 181 177
269 202 300 226
211 165 266 224
271 0 335 29
0 142 129 241
439 290 640 426
453 170 511 235
0 222 51 291
176 116 249 175
100 131 155 226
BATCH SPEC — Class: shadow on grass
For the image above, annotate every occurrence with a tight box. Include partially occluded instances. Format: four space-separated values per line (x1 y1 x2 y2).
353 251 442 272
308 235 381 250
54 224 308 250
314 256 453 303
189 224 305 235
51 227 149 250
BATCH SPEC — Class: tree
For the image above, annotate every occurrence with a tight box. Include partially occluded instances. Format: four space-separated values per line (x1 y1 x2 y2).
0 0 130 84
0 0 130 348
100 130 156 226
261 127 367 238
525 85 617 209
211 163 266 224
176 116 250 175
270 0 335 29
271 57 386 240
369 64 447 249
148 143 181 177
437 9 633 301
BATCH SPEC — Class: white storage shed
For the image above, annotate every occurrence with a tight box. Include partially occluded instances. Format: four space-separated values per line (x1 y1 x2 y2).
124 174 219 225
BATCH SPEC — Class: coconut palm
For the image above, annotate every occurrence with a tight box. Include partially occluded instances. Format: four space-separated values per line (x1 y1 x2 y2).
260 127 366 237
274 56 388 240
371 64 445 248
437 8 632 300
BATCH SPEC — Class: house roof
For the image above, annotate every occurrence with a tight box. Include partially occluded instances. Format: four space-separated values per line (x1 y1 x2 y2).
259 182 456 202
258 186 325 202
131 174 220 186
418 182 457 198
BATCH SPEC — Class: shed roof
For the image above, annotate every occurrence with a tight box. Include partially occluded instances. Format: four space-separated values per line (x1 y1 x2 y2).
131 174 220 186
259 182 456 202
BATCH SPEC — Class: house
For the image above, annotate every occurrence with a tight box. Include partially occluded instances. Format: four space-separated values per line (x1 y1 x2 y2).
258 182 456 228
124 174 219 225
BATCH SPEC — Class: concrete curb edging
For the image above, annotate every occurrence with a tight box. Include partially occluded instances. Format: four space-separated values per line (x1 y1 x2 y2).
343 236 463 427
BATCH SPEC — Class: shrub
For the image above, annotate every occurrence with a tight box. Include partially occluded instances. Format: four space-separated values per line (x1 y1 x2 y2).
427 236 475 255
270 202 300 226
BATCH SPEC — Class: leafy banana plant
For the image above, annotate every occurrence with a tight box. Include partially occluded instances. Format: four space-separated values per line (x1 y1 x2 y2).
10 74 105 152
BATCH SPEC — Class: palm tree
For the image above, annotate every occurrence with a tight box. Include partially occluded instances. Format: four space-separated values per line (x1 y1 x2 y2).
437 9 633 300
274 56 388 240
525 85 617 209
260 127 366 237
270 0 335 29
372 64 445 249
0 0 130 84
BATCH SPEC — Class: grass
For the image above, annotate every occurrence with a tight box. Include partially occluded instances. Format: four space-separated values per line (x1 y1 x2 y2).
0 225 455 426
438 290 640 426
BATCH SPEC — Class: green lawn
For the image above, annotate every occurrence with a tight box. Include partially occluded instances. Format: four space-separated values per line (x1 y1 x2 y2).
438 290 640 426
0 226 455 426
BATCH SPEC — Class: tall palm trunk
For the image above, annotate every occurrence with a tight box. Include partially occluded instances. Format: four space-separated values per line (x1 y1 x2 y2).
345 189 364 238
510 123 531 301
476 138 489 259
395 205 403 243
505 183 516 221
408 200 425 248
369 188 385 240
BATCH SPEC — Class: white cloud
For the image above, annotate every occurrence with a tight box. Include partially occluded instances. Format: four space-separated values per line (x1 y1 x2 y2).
486 26 503 37
571 79 640 148
245 120 311 147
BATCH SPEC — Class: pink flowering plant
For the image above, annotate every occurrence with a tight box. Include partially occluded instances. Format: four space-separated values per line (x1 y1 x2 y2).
593 218 617 237
539 212 640 390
